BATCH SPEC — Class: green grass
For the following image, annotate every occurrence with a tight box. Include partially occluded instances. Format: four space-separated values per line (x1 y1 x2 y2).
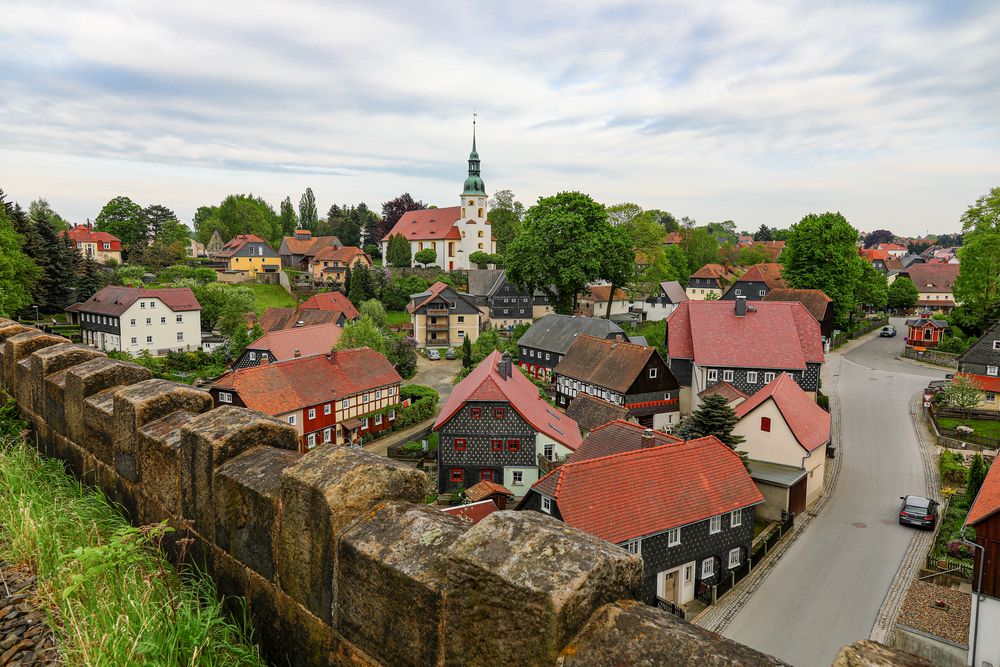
220 283 296 310
386 310 411 326
753 519 769 538
0 401 264 666
938 417 1000 439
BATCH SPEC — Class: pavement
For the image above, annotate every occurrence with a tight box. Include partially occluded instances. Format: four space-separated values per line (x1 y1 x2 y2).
719 318 947 667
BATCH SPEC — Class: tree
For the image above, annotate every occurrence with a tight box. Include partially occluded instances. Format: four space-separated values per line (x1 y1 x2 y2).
683 394 748 468
863 229 895 248
937 233 964 247
0 205 39 317
679 227 720 274
130 239 185 271
348 265 374 304
967 454 989 503
299 188 318 230
95 196 147 255
385 331 417 378
753 224 773 242
217 194 280 244
461 336 473 368
75 256 102 302
648 209 678 232
279 197 298 237
381 274 428 311
359 299 387 329
736 244 771 266
887 276 919 310
487 190 525 255
215 286 257 337
386 233 412 267
335 315 387 355
414 248 437 267
469 251 500 268
954 187 1000 320
33 205 79 312
380 193 426 241
505 192 614 314
944 374 984 419
144 204 188 245
599 223 637 319
192 205 222 244
28 198 69 231
856 260 888 310
781 212 865 326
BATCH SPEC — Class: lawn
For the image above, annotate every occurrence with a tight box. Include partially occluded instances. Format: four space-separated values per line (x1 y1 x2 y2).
938 417 1000 439
222 283 296 310
386 310 411 326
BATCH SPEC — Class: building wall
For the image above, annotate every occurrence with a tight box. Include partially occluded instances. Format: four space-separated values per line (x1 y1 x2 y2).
686 278 723 301
689 362 821 409
733 399 808 469
228 255 282 275
631 299 679 322
722 281 771 301
119 299 202 355
970 595 1000 667
754 482 789 522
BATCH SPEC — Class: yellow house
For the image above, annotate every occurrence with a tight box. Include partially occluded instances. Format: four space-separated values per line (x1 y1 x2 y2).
408 281 481 349
310 246 372 285
217 235 282 275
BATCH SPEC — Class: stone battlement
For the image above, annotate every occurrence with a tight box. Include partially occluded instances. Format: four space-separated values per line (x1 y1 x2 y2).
0 319 930 666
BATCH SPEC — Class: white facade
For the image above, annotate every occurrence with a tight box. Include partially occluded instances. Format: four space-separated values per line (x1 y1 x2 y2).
970 595 1000 667
630 299 681 322
80 297 202 356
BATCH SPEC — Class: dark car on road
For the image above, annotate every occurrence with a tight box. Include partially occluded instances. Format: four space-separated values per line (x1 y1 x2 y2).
898 495 938 529
880 325 897 337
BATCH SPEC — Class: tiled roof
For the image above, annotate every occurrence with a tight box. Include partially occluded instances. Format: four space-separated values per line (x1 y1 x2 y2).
762 288 833 323
435 350 582 451
734 373 830 452
312 245 369 264
902 264 960 293
217 234 271 258
954 373 1000 393
517 314 625 355
570 420 682 463
282 234 341 257
967 452 1000 526
299 291 360 320
585 285 629 303
733 263 785 290
257 307 342 333
441 499 498 524
408 281 478 314
666 300 824 370
213 348 401 415
690 263 731 280
70 286 200 316
565 394 631 433
659 281 688 304
465 480 514 502
958 321 1000 368
65 225 121 247
905 317 949 329
381 206 462 242
860 248 889 262
247 322 342 360
697 381 749 403
878 243 908 251
663 232 683 244
554 335 677 393
915 299 956 308
531 430 764 544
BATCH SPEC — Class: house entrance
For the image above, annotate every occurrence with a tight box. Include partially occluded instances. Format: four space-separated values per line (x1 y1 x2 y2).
657 567 681 604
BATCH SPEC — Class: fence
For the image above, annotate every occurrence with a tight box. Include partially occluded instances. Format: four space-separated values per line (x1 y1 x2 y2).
924 553 974 581
697 512 795 606
832 315 889 348
929 407 1000 450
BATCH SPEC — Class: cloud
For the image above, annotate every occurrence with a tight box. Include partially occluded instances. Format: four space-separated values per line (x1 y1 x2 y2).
1 0 999 235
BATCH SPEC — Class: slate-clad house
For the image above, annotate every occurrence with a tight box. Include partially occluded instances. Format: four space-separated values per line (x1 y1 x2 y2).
955 321 1000 412
630 280 688 322
553 335 681 430
685 263 736 300
233 322 342 369
665 297 824 413
408 281 481 349
516 314 626 381
721 263 785 301
518 421 763 612
565 393 633 434
467 269 552 329
434 351 582 494
278 229 342 270
762 288 836 340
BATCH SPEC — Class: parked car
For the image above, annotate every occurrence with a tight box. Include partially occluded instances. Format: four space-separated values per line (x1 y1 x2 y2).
880 326 897 337
898 495 938 529
445 347 457 360
427 349 441 361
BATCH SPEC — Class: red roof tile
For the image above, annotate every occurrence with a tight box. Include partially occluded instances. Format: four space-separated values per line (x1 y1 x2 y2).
968 457 1000 525
70 286 200 316
904 264 959 293
860 248 890 261
312 246 370 264
735 373 830 452
533 430 763 544
435 350 582 451
213 348 400 415
257 307 341 333
247 322 342 360
65 225 121 249
734 263 786 290
570 420 682 463
954 373 1000 393
585 285 629 303
465 480 514 502
666 300 823 370
697 381 749 403
878 243 908 251
381 207 462 242
690 263 731 279
762 289 833 323
217 234 271 258
282 234 341 257
299 292 360 320
442 499 499 524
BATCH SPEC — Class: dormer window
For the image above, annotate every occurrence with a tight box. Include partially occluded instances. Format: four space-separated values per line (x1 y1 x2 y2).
993 341 1000 350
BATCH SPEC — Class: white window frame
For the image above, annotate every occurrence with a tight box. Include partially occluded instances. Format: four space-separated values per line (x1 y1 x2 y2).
308 408 316 419
323 427 332 443
763 372 776 383
219 392 232 404
543 443 554 461
458 331 465 338
989 365 998 377
747 371 758 384
649 367 658 379
146 318 152 325
993 341 1000 350
160 316 166 324
388 409 396 420
361 417 368 429
130 337 137 344
512 470 523 485
702 558 715 578
342 399 349 409
374 413 383 425
249 352 257 361
667 527 681 547
145 336 152 344
624 539 641 556
730 510 742 527
324 404 331 415
707 369 718 382
723 369 734 382
541 496 552 514
287 415 296 425
130 318 136 326
759 289 766 297
176 315 183 323
734 288 742 296
307 433 316 450
728 548 741 568
709 515 722 534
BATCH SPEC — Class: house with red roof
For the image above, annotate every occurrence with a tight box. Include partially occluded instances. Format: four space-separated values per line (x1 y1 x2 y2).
721 263 786 301
732 373 831 520
308 246 371 285
65 224 123 264
233 322 342 369
408 281 481 349
859 247 890 273
278 229 342 270
254 306 346 332
965 456 1000 663
380 131 495 270
434 351 582 495
217 234 281 276
665 297 824 413
762 288 836 340
575 284 631 319
877 242 908 258
298 291 361 321
955 321 1000 412
904 315 949 349
685 263 738 300
517 421 763 613
898 263 961 311
210 347 401 452
66 286 201 356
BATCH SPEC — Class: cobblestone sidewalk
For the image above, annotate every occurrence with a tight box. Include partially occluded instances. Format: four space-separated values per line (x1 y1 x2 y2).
0 561 60 665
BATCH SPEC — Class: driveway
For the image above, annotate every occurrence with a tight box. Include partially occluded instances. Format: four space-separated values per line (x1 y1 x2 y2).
721 319 946 666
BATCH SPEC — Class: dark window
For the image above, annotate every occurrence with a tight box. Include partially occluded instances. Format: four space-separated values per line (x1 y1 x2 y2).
480 469 493 481
454 438 467 451
450 468 463 483
491 439 503 452
494 407 505 419
470 407 482 418
507 439 521 452
760 417 771 432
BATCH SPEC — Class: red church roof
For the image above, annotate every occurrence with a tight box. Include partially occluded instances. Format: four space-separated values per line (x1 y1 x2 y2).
735 373 830 452
382 207 462 242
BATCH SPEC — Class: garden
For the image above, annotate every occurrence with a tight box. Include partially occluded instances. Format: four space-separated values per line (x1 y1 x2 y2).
930 450 989 575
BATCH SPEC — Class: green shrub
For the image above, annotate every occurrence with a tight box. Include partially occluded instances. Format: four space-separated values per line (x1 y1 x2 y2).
939 450 969 485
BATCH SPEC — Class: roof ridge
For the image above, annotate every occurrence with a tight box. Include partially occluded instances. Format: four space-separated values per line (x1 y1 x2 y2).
561 437 707 472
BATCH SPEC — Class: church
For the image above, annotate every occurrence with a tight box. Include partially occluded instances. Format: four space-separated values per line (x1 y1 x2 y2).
380 128 496 271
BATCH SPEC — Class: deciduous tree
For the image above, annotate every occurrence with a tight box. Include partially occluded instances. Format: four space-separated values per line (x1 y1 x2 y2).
863 229 895 248
414 248 437 267
887 276 919 310
487 190 524 256
279 197 298 237
944 374 983 419
299 188 318 230
95 196 147 255
954 186 1000 320
335 315 387 355
144 204 188 245
0 204 39 317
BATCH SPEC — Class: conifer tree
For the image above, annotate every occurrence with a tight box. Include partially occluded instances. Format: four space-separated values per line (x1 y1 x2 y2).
967 454 989 503
684 393 749 469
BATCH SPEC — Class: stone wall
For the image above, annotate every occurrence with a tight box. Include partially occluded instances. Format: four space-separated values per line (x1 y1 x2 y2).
0 318 933 667
901 346 960 368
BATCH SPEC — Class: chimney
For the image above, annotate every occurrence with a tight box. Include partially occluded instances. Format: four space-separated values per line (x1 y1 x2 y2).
498 352 512 379
294 349 301 358
641 428 657 448
735 296 747 317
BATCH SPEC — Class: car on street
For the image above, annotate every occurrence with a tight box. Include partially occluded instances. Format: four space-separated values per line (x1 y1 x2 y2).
898 495 938 529
880 325 897 337
427 349 441 361
445 347 457 360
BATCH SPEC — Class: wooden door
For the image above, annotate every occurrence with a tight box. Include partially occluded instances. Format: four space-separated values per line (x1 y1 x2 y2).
664 570 678 603
789 478 807 515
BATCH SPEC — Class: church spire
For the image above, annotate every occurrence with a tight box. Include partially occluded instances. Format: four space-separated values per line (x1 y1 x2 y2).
463 112 485 196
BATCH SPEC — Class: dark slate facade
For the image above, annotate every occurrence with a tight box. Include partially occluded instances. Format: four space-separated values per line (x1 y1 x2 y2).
233 346 274 369
520 494 756 606
436 400 536 493
686 276 723 293
722 280 771 301
517 315 626 377
699 363 821 395
958 321 1000 376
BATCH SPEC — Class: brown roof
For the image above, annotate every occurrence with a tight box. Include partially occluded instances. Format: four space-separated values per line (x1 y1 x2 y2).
697 381 749 404
903 264 960 293
282 234 342 257
441 499 499 524
554 335 678 393
690 263 731 279
70 286 200 316
570 420 682 464
565 393 631 433
312 245 370 264
735 263 785 290
213 348 401 415
585 285 629 303
967 451 1000 526
465 480 514 502
246 322 342 360
257 307 342 333
762 288 833 323
299 291 361 320
217 234 271 259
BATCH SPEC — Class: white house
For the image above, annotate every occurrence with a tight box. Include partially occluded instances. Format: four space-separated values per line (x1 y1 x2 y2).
630 280 688 322
67 286 202 356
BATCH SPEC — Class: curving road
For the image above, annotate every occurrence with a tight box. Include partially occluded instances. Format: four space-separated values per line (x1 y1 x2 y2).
722 319 946 667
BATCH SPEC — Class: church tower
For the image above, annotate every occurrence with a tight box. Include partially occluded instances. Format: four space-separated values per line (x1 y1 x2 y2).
458 116 494 264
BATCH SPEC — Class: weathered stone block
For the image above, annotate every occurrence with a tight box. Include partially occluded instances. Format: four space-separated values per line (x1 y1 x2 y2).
2 330 67 398
135 410 201 520
215 445 301 579
831 640 932 667
338 502 467 666
83 387 119 464
31 343 104 431
113 379 212 483
443 510 643 666
0 322 32 392
65 357 152 448
276 447 426 624
180 406 299 539
247 572 344 667
560 601 787 666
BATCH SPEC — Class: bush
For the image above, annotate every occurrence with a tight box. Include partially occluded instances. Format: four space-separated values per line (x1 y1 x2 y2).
939 450 969 485
816 392 830 412
947 540 972 559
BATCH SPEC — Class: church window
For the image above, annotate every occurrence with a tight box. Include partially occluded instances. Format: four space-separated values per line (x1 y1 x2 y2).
478 208 484 217
468 200 475 206
462 208 466 218
478 230 484 238
478 243 484 250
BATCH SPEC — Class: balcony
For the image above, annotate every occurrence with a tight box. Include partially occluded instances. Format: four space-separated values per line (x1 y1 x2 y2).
426 307 449 316
427 322 450 331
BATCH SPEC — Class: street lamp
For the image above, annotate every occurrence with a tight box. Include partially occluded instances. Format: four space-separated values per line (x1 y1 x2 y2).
34 305 39 327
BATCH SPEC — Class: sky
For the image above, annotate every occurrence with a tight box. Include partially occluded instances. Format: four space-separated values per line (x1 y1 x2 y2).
2 1 999 237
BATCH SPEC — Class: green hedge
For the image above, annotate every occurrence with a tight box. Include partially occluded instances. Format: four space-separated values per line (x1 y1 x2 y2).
358 384 439 444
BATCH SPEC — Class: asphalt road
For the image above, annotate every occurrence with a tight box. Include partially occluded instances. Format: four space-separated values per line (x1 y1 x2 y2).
722 319 946 667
